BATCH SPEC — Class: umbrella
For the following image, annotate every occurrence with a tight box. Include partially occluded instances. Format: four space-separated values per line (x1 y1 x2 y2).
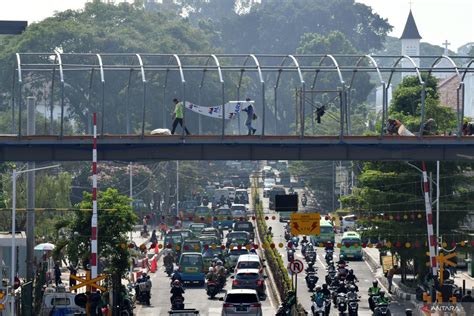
34 243 55 251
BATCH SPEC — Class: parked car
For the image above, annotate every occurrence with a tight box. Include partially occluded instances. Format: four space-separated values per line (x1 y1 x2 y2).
221 289 263 316
231 269 267 298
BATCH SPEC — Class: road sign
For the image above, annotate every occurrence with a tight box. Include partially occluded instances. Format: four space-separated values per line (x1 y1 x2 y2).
290 213 321 235
289 259 304 274
70 272 107 292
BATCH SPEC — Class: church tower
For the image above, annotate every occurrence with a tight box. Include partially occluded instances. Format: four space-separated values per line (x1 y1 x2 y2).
400 10 422 78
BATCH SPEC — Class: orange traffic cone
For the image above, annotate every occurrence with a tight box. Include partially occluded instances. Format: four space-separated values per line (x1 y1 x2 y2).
150 256 157 273
155 243 159 254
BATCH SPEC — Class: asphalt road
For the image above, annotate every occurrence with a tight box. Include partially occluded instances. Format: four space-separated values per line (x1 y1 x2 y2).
136 203 277 315
261 188 413 316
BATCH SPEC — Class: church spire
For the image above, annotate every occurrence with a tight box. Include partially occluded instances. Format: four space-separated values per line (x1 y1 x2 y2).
400 10 422 40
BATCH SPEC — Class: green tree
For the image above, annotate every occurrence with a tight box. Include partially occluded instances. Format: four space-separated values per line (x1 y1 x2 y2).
390 74 439 116
65 188 137 298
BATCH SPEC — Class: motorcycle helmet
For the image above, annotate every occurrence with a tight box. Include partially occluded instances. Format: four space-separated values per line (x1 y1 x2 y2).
372 280 378 287
216 260 223 266
209 267 214 272
315 286 321 291
379 290 386 297
322 283 328 289
173 280 181 286
349 269 354 274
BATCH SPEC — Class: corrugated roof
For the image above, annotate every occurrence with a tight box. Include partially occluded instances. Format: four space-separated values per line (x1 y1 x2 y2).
400 10 422 40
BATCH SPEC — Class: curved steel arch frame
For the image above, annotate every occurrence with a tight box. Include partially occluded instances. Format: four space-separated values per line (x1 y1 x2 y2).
12 53 473 139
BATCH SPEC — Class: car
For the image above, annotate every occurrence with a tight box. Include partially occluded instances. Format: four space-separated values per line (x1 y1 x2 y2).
231 204 247 215
235 254 265 275
213 208 234 229
230 208 246 221
235 189 249 204
232 221 255 241
231 269 266 298
199 235 221 248
221 289 263 316
178 252 205 285
224 187 236 201
182 240 202 254
225 231 251 248
173 229 194 240
225 247 249 269
201 226 222 239
194 206 213 224
189 223 208 237
342 214 357 232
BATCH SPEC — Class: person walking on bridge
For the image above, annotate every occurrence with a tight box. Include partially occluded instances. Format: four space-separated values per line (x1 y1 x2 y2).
242 97 257 135
171 98 191 135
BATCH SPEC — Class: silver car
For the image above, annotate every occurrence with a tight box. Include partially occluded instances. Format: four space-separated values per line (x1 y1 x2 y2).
221 289 262 316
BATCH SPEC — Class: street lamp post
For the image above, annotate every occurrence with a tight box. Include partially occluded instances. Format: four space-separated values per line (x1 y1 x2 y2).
10 164 59 316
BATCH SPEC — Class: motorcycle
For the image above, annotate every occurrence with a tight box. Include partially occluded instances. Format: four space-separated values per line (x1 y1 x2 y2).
347 295 359 316
311 297 330 316
140 229 149 238
325 250 334 264
206 280 219 299
171 295 185 310
325 270 336 285
287 249 295 262
165 263 174 277
305 251 316 264
135 280 152 306
368 293 380 311
305 272 318 292
301 243 308 257
336 292 348 315
373 303 391 316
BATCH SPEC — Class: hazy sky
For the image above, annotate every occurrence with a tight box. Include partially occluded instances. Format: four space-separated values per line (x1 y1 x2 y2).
0 0 472 51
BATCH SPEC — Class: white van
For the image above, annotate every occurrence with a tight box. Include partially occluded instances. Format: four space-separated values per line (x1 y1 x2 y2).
224 187 236 200
235 254 265 275
342 214 357 232
40 286 85 316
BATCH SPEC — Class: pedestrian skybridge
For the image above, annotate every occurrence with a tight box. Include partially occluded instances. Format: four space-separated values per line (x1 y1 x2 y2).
4 53 474 161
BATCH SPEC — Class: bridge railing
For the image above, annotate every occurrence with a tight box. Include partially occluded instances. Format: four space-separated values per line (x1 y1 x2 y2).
8 53 474 139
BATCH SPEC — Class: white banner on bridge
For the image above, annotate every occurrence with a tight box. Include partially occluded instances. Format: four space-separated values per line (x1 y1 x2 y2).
185 101 253 120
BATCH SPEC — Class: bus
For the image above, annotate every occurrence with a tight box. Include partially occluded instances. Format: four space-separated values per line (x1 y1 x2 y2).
340 231 363 260
311 218 335 245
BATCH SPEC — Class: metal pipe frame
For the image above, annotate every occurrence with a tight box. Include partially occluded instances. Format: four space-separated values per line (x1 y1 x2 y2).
12 53 473 138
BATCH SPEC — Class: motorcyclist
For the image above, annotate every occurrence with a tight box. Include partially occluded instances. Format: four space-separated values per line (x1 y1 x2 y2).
346 269 358 283
312 286 324 302
319 283 331 298
347 285 358 301
150 229 158 245
267 226 273 238
368 280 381 311
301 236 309 245
171 269 182 284
306 262 316 273
170 280 185 304
336 281 348 294
374 290 390 305
164 252 174 268
206 267 217 282
216 261 226 289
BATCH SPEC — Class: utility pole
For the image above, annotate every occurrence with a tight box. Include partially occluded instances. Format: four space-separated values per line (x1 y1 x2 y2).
176 161 179 216
436 161 440 256
26 96 35 282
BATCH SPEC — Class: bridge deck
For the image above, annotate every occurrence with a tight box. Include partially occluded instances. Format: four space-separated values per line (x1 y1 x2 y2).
0 135 473 161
